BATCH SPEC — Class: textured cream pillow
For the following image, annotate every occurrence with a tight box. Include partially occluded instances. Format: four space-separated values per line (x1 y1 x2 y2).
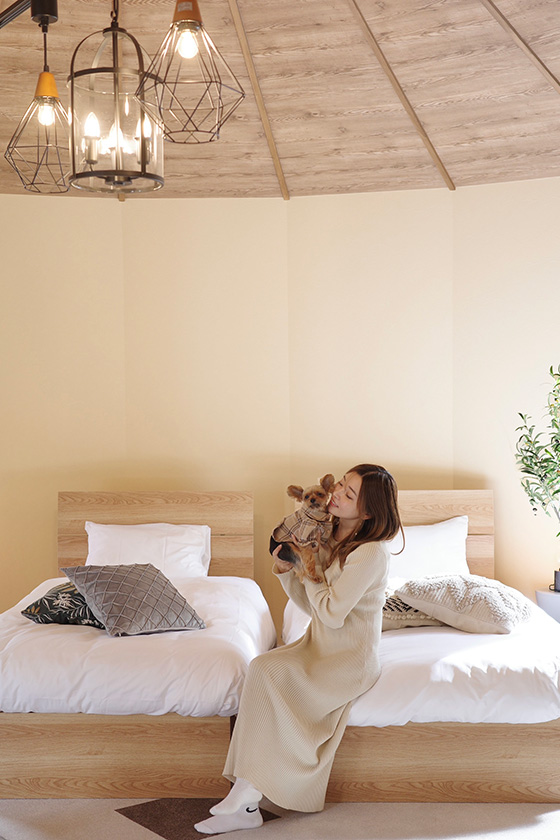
395 575 533 634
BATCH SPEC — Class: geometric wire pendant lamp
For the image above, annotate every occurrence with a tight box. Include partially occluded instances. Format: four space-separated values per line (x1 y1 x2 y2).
136 0 245 144
68 0 164 194
4 0 70 194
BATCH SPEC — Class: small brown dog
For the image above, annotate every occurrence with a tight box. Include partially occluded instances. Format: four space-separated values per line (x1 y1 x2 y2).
270 474 335 583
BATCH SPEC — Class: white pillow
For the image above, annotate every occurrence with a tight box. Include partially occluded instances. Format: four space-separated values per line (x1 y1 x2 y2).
85 521 211 581
395 575 533 634
387 516 469 586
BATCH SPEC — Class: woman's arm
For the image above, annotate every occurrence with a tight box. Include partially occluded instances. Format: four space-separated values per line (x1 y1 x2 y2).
302 542 388 629
272 545 314 617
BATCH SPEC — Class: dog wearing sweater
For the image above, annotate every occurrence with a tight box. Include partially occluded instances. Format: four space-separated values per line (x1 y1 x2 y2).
270 473 335 583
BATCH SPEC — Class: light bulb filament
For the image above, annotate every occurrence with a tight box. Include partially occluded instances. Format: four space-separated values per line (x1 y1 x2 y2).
37 100 55 126
177 29 199 59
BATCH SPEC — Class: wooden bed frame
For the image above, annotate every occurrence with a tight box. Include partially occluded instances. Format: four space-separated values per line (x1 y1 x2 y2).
1 490 253 800
2 488 560 802
328 489 560 804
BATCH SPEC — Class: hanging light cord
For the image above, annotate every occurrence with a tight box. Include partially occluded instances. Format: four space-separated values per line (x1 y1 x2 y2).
111 0 119 26
42 24 49 72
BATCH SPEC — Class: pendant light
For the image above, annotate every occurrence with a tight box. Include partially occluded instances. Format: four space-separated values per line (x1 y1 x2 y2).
68 0 164 194
136 0 245 143
4 0 69 194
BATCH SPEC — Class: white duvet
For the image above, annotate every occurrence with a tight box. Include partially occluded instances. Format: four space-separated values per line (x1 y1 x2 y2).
0 576 277 716
283 599 560 726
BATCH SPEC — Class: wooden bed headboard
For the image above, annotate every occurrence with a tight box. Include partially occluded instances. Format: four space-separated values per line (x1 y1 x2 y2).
397 489 494 578
58 491 254 577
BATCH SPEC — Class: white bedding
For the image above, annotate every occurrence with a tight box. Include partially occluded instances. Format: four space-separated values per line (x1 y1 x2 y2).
283 598 560 726
0 575 277 716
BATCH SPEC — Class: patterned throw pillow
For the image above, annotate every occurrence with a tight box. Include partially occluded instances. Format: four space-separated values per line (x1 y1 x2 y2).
21 581 105 629
382 594 443 631
62 563 206 637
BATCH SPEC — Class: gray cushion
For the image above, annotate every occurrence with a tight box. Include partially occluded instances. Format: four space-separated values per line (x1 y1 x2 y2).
62 563 205 637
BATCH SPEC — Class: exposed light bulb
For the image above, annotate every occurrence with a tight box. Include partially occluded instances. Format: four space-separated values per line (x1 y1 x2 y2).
83 112 101 165
37 100 55 126
177 29 199 59
84 111 100 138
135 114 152 138
135 115 153 164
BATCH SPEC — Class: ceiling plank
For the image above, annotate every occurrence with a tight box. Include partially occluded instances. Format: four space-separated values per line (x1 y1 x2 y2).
345 0 456 191
227 0 290 200
479 0 560 96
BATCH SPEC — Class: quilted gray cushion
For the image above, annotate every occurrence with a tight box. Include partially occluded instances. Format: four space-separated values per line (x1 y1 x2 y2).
62 563 205 637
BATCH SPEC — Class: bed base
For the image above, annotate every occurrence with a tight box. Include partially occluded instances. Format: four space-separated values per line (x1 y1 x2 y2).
0 713 232 799
2 715 560 802
328 720 560 803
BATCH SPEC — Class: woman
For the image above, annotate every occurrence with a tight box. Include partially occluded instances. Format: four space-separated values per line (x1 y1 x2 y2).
195 464 402 835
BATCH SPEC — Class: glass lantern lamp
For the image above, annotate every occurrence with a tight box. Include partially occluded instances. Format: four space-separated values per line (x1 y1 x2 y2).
68 0 164 194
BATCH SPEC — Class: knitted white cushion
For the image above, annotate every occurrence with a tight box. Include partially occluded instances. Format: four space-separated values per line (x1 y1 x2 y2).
395 575 533 634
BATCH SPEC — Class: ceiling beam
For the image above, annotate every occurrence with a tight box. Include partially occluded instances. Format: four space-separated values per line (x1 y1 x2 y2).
227 0 290 201
0 0 30 29
346 0 456 191
479 0 560 96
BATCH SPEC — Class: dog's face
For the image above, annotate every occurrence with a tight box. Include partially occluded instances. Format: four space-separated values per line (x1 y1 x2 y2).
300 483 331 511
287 474 335 510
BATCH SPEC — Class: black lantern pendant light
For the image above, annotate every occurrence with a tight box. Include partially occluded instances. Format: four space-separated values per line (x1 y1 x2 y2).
4 0 70 194
136 0 245 144
68 0 164 194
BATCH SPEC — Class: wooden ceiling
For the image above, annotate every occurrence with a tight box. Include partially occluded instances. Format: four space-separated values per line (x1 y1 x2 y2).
1 0 560 199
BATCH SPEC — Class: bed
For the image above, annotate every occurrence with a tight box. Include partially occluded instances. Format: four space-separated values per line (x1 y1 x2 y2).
282 490 560 804
3 488 560 804
0 490 276 799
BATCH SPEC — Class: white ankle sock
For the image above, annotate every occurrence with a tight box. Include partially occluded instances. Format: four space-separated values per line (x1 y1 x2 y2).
210 777 263 815
194 804 263 834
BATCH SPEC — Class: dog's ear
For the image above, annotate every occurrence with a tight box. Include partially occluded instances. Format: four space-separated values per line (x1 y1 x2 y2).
287 485 304 500
320 474 335 492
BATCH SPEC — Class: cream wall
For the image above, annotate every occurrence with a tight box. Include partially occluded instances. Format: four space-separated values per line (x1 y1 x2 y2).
0 196 127 608
453 178 560 596
286 190 454 489
0 179 559 628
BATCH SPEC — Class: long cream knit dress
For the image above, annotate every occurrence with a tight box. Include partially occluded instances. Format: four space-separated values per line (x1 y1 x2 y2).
222 540 389 813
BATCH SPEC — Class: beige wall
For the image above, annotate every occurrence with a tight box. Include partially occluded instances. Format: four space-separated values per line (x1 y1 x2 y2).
453 178 560 596
1 179 559 628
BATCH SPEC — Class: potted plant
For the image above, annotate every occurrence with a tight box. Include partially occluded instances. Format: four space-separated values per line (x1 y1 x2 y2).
516 364 560 534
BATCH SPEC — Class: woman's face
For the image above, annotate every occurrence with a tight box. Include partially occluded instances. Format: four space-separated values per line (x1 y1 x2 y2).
328 472 363 522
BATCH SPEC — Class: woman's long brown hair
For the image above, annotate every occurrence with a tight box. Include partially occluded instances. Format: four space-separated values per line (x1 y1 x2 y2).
332 464 403 566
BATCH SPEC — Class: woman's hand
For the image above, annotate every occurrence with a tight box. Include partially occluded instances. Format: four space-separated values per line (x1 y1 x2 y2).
272 544 295 574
